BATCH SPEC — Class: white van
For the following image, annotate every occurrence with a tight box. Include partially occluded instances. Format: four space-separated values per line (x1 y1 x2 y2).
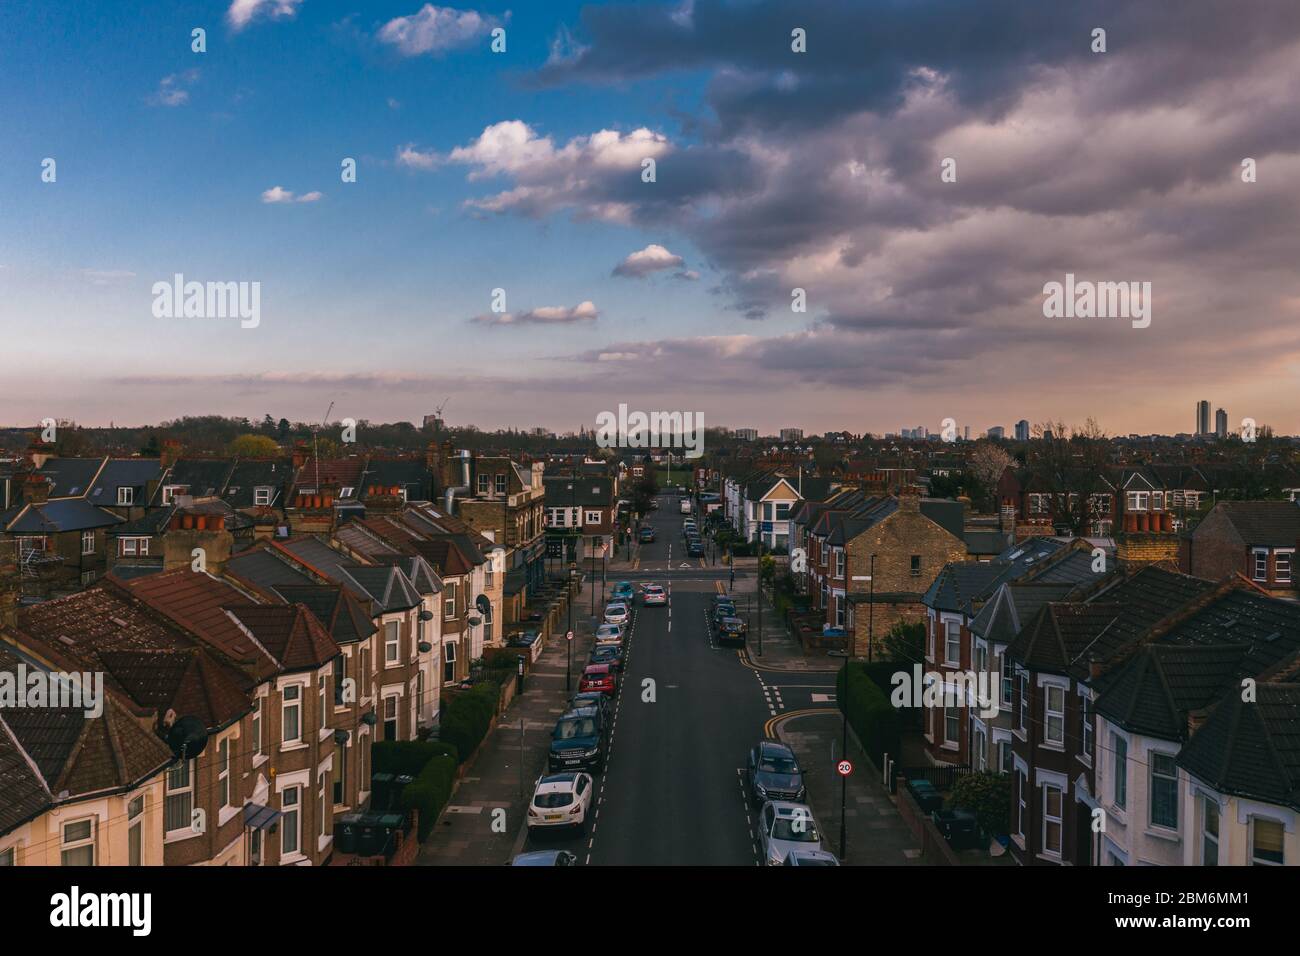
679 498 692 515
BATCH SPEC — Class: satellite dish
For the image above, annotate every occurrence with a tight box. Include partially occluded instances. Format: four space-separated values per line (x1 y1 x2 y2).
475 594 492 620
165 715 210 761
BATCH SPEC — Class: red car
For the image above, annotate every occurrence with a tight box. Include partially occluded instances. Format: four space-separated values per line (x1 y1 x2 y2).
579 663 617 697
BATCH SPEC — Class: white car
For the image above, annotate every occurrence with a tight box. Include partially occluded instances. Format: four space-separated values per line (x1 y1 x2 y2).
595 623 625 645
527 772 594 833
603 603 629 626
642 584 667 606
758 801 823 866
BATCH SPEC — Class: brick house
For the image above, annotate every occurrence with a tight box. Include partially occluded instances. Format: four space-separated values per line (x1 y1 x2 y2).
1182 500 1300 599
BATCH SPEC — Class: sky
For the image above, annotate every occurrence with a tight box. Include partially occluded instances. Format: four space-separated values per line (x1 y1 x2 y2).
2 0 1299 437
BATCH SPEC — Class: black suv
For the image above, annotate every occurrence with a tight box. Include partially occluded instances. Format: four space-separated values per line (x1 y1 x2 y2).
548 707 608 772
745 740 806 805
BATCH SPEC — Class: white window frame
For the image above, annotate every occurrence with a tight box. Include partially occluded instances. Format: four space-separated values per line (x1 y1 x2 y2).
1201 795 1220 866
1149 751 1179 830
1275 548 1294 585
384 620 400 665
217 737 231 809
1112 733 1128 810
80 529 95 555
282 683 303 744
1252 548 1269 582
281 785 301 857
254 486 273 506
944 619 961 666
60 818 96 866
164 760 194 835
1042 784 1063 857
120 536 150 557
443 581 457 620
1044 685 1065 746
117 486 134 506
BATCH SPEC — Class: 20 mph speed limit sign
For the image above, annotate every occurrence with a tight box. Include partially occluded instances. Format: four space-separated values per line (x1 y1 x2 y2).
837 759 853 777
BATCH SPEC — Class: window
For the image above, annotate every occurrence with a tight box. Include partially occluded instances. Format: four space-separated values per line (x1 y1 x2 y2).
1150 752 1178 829
1016 770 1027 837
495 474 507 495
1044 685 1065 745
252 697 262 756
444 581 457 620
217 737 230 808
1042 785 1063 855
1152 492 1164 510
1253 549 1268 582
254 486 273 506
944 620 960 665
61 819 95 866
383 695 399 741
127 796 143 866
161 485 183 505
333 743 347 805
1251 817 1285 866
318 772 328 839
910 555 921 577
943 704 959 744
1001 655 1013 706
585 510 602 525
1018 673 1029 732
477 474 490 495
1080 694 1094 761
164 761 193 832
120 537 150 557
834 550 844 578
0 847 14 866
834 596 845 628
1201 797 1219 866
359 646 370 701
999 740 1013 773
1113 735 1127 810
334 657 347 706
384 621 400 664
1276 549 1294 584
973 726 987 771
339 486 355 499
443 641 457 683
318 675 328 729
1125 491 1149 511
283 684 302 743
281 786 301 856
117 486 134 506
81 530 95 555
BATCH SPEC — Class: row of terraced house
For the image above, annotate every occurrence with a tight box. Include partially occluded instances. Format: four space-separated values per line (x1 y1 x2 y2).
0 439 618 866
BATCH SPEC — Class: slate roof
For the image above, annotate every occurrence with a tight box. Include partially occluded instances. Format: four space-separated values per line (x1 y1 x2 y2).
1203 501 1300 547
154 459 234 502
34 458 105 498
1177 682 1300 811
4 498 123 533
924 561 1014 615
543 476 615 509
964 529 1011 556
969 582 1079 646
223 458 292 509
0 647 173 837
1094 644 1252 739
272 584 377 646
338 565 421 614
360 458 436 501
412 538 474 578
87 458 163 505
370 555 443 596
225 545 321 597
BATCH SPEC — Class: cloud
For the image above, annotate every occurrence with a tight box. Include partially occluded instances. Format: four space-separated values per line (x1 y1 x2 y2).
396 144 439 170
149 70 199 107
612 244 686 278
377 4 496 57
472 301 599 326
260 186 323 203
226 0 304 32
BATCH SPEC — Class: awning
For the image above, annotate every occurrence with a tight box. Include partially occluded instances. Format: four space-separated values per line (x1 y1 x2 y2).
243 803 282 831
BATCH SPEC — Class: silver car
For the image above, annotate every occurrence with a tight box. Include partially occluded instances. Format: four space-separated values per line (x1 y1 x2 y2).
758 801 822 866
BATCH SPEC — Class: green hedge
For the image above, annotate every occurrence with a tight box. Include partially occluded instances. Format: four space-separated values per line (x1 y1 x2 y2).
399 754 458 842
371 739 459 775
438 681 500 763
836 661 902 769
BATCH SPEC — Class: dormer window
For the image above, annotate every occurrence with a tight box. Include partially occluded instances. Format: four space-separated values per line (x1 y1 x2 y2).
495 474 507 495
339 486 355 499
253 486 272 506
161 485 187 505
117 487 134 506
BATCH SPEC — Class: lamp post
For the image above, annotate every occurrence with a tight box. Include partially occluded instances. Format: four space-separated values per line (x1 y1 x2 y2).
867 553 876 663
756 518 764 658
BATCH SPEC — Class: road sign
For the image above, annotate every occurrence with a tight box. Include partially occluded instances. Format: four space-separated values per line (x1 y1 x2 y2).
566 630 573 641
836 759 853 777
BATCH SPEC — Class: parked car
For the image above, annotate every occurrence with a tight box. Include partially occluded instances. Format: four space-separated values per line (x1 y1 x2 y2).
638 527 656 543
568 690 610 721
679 499 692 514
757 801 823 866
718 616 747 644
527 773 594 833
589 643 624 672
511 850 578 866
548 707 607 772
603 603 629 626
642 584 667 606
611 581 636 603
746 740 806 805
595 623 625 645
782 849 839 866
579 663 617 697
688 540 705 558
713 603 738 626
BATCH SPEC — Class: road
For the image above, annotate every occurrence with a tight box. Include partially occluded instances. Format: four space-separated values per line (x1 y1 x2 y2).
573 496 838 865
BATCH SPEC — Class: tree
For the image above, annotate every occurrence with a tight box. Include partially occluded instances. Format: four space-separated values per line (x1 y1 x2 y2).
967 442 1013 508
227 434 281 457
1027 419 1111 535
950 770 1011 839
880 620 924 663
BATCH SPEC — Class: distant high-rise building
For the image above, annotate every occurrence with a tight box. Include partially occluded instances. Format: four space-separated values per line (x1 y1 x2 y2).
733 428 758 441
987 426 1005 440
1197 400 1210 436
1215 408 1228 438
779 428 803 442
1015 419 1030 441
963 426 970 441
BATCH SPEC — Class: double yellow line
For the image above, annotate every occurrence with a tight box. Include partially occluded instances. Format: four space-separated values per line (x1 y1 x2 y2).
764 707 838 738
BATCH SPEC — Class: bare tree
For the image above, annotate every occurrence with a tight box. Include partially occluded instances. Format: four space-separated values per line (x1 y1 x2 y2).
1027 419 1111 535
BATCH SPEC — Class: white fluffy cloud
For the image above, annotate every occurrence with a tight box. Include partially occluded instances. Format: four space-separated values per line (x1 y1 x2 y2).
378 5 496 57
226 0 304 32
613 244 687 278
261 186 323 204
149 70 199 107
473 301 599 326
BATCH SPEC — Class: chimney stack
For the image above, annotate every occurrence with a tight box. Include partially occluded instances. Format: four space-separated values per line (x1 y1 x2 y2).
25 475 50 504
898 484 921 513
160 438 182 469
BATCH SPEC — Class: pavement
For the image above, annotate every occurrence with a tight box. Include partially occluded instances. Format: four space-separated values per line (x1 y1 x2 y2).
418 496 920 866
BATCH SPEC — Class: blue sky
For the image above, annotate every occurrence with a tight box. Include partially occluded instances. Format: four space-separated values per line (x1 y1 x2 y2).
4 1 1299 436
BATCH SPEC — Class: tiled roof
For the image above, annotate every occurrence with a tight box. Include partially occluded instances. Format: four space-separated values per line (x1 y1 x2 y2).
87 459 163 505
272 584 377 645
153 459 234 503
1177 682 1300 812
4 498 123 533
225 605 340 673
923 561 1012 615
412 538 473 577
969 582 1078 646
339 565 421 613
1204 501 1300 547
1095 644 1251 739
223 458 292 509
34 458 105 498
